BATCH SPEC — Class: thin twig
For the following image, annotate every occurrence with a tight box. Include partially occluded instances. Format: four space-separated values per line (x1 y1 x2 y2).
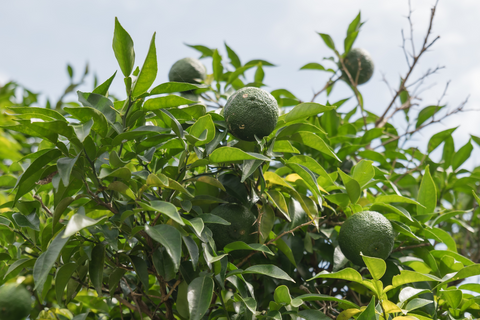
34 195 53 217
392 242 431 252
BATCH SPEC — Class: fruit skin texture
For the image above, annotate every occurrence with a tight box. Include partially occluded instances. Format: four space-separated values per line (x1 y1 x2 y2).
338 211 395 266
168 57 207 84
341 48 374 85
0 283 32 320
209 203 257 251
224 87 279 141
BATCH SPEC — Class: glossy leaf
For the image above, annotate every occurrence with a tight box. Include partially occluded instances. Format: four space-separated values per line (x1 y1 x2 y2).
145 224 182 271
187 276 214 320
113 17 135 77
132 32 157 97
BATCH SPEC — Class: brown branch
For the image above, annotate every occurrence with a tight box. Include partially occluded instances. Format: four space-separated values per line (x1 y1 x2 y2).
34 195 53 217
311 74 339 102
236 218 323 268
392 242 431 252
376 1 440 128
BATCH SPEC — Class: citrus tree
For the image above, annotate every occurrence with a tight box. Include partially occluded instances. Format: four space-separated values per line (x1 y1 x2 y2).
1 4 480 320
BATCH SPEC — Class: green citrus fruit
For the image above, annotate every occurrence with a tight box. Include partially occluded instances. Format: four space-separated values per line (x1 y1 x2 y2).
338 211 395 266
341 48 374 85
209 203 257 250
0 283 32 320
223 87 279 141
168 57 207 84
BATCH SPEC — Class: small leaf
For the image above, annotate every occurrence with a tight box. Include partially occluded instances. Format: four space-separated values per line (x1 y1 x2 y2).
416 105 444 129
63 214 108 238
138 200 184 225
55 262 78 304
452 139 473 170
93 71 117 96
274 285 292 305
362 255 386 280
212 49 223 83
150 81 202 95
289 131 340 161
130 255 150 289
107 181 136 199
113 17 135 77
225 42 241 69
427 127 457 153
300 62 326 71
308 268 363 283
57 153 80 186
144 95 197 110
282 103 335 124
318 33 336 51
223 242 274 255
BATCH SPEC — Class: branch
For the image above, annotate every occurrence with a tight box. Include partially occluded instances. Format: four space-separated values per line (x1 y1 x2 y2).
376 1 440 128
34 195 53 217
392 242 431 252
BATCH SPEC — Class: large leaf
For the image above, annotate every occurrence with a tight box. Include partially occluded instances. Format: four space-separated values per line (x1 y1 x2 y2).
210 147 270 163
89 244 105 295
138 200 184 225
243 265 295 282
144 95 197 110
427 127 457 153
452 139 473 170
145 224 182 271
289 131 340 161
281 103 334 124
34 230 71 292
113 17 135 77
57 153 80 187
417 165 436 215
308 268 363 283
187 276 214 320
132 32 157 97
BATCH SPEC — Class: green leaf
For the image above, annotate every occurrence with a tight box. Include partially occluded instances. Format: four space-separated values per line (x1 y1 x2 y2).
224 242 274 256
13 212 40 231
71 119 94 142
390 270 441 288
259 204 275 244
416 105 444 129
34 230 70 292
308 268 363 283
14 149 62 194
297 310 330 320
297 293 359 309
107 181 136 199
113 17 135 77
64 106 109 137
239 159 262 183
130 255 150 290
150 82 202 95
63 214 108 238
132 32 157 97
441 289 462 309
138 200 184 225
145 224 182 271
318 33 336 51
212 49 223 83
442 264 480 285
362 255 386 280
225 42 241 69
357 297 376 320
4 258 36 279
374 195 423 207
57 153 80 186
352 160 375 188
55 262 78 304
344 30 359 54
187 276 214 320
89 244 105 295
289 131 340 161
183 217 204 236
255 62 265 83
287 155 333 186
243 265 295 282
266 189 290 221
274 285 292 305
186 44 214 58
427 127 457 153
188 114 215 146
417 165 436 215
182 236 199 269
452 139 473 170
144 95 197 110
93 71 117 96
282 103 335 124
8 106 66 122
210 147 270 163
300 63 326 71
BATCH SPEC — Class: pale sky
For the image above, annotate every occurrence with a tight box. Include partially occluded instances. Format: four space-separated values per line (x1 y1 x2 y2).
1 0 479 166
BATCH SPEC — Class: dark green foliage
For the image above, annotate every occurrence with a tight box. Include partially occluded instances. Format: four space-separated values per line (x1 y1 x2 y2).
0 8 479 320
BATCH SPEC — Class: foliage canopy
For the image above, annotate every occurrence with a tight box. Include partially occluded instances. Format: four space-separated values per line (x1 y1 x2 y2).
1 3 480 320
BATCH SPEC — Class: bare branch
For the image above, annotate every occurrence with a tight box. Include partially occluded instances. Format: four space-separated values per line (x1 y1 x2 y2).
34 195 53 217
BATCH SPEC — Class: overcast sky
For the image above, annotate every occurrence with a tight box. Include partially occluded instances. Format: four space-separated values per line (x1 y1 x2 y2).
1 0 479 166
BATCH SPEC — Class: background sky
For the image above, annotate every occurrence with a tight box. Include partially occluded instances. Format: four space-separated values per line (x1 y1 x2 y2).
0 0 479 166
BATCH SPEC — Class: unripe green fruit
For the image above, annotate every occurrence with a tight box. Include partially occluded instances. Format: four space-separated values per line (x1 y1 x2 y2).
341 48 374 85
